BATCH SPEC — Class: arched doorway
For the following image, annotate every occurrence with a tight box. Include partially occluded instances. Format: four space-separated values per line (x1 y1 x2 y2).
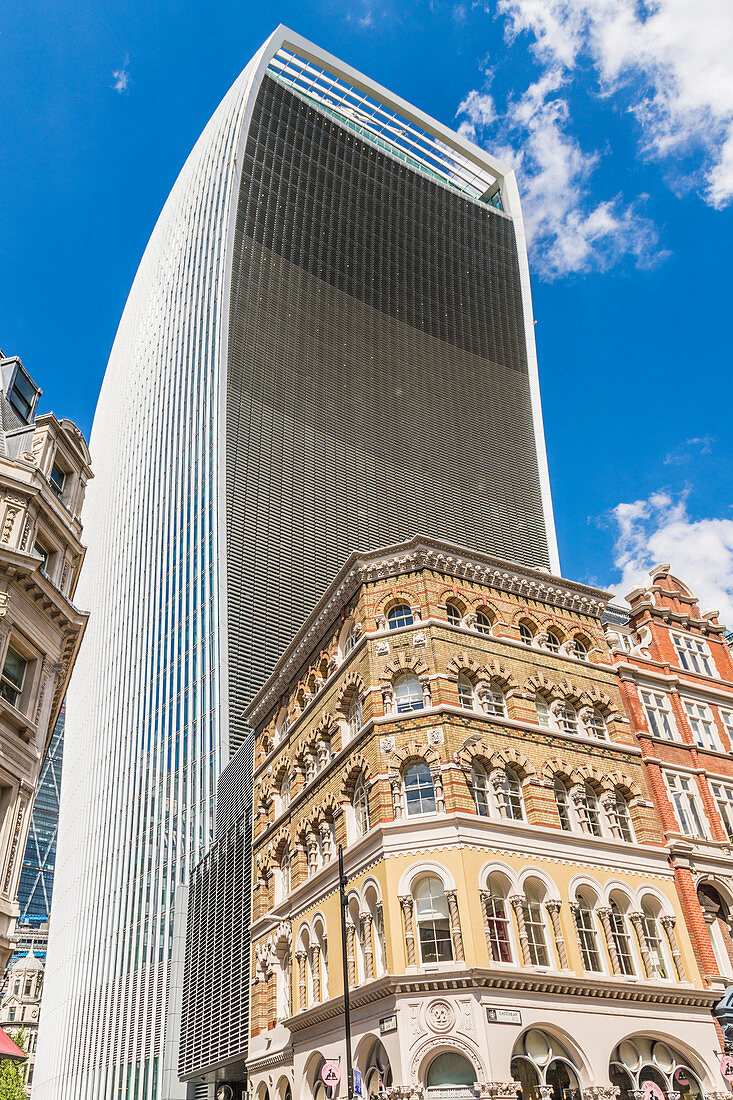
425 1052 477 1098
511 1030 583 1100
610 1038 704 1100
361 1037 393 1098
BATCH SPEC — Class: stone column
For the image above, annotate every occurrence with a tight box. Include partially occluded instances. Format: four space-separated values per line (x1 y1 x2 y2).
421 679 432 708
629 911 654 978
600 790 621 839
431 767 445 813
661 915 687 980
361 913 375 979
319 821 333 862
400 894 417 966
510 895 530 965
306 832 319 876
295 950 307 1010
479 890 496 962
538 1087 554 1100
546 899 568 968
390 776 403 819
491 770 508 817
310 943 321 1002
346 919 357 986
445 890 465 962
597 907 621 975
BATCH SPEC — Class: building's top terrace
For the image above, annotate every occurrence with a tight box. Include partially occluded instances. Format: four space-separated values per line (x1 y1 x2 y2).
267 41 503 206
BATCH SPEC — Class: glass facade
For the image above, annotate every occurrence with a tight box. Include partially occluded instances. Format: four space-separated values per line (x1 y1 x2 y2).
35 29 557 1100
17 710 64 927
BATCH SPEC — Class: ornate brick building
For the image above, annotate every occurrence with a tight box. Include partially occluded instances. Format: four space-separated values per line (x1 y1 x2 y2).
0 353 91 971
235 539 720 1100
607 565 733 996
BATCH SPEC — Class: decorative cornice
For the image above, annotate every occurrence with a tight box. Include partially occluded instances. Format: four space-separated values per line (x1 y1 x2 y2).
246 536 611 727
283 966 718 1032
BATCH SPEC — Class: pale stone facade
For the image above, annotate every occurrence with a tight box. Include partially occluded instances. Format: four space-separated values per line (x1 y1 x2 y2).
1 949 44 1093
0 354 91 972
246 538 720 1100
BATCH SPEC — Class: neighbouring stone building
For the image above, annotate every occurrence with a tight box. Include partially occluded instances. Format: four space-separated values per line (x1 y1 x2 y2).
605 565 733 996
1 949 44 1093
234 538 722 1100
0 352 91 972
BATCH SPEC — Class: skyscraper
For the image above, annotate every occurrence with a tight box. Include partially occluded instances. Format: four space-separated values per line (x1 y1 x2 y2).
34 27 558 1099
16 710 64 931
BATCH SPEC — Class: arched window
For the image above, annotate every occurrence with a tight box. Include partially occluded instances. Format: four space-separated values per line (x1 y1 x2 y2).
353 775 370 838
475 610 493 635
484 875 513 962
536 694 550 728
414 877 453 963
641 903 668 978
572 637 589 660
502 768 524 820
519 620 535 645
279 772 291 813
471 763 491 816
404 763 436 816
395 674 423 713
512 1031 582 1100
698 883 733 976
558 702 578 735
524 887 549 965
426 1052 476 1095
554 777 572 831
348 694 363 740
610 1039 704 1100
585 708 607 739
583 783 602 836
388 603 413 630
609 900 635 975
278 849 290 901
457 674 475 709
446 600 463 626
546 629 562 653
482 682 506 717
615 791 635 842
344 623 359 654
575 893 602 971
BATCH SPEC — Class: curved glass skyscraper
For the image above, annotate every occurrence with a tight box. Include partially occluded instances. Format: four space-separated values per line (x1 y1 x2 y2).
34 27 558 1099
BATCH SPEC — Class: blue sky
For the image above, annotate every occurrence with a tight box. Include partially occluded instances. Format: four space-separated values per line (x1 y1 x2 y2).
2 0 732 615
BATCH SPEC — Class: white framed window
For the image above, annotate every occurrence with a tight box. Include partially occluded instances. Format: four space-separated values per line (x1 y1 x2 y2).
414 877 453 964
572 637 589 660
641 904 668 979
519 621 535 645
457 674 475 710
640 689 678 740
404 763 436 815
501 768 524 821
614 791 635 843
353 775 370 837
446 601 463 626
583 783 602 837
395 675 423 714
344 625 359 654
575 893 603 972
719 708 733 744
388 604 413 630
348 695 363 740
524 887 550 966
482 682 506 717
471 763 491 817
664 772 708 838
483 876 513 962
536 694 550 728
710 781 733 841
475 611 493 635
278 773 291 813
554 777 572 830
558 702 578 736
545 630 562 653
585 708 608 739
673 633 716 677
683 699 720 750
277 850 290 901
609 900 635 975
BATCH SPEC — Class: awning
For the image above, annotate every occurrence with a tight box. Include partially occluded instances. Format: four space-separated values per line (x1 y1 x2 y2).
0 1026 26 1061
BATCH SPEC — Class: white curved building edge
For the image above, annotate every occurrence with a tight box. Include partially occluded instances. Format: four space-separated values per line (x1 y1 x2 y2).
34 27 558 1099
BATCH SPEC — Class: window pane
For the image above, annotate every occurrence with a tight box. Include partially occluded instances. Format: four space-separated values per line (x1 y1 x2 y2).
395 676 423 713
405 764 436 815
388 604 413 629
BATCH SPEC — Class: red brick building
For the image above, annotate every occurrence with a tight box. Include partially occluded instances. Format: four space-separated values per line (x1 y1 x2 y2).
606 564 733 991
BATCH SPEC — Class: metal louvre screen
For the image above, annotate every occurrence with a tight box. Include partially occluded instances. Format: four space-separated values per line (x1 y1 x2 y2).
225 74 549 755
178 817 250 1079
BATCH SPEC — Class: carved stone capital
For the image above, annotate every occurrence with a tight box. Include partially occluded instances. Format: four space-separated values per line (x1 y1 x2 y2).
476 1083 520 1100
584 1089 620 1100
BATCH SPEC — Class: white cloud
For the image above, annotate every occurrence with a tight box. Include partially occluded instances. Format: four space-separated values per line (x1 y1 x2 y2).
609 490 733 626
458 69 660 277
663 436 715 465
112 56 130 93
496 0 733 207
